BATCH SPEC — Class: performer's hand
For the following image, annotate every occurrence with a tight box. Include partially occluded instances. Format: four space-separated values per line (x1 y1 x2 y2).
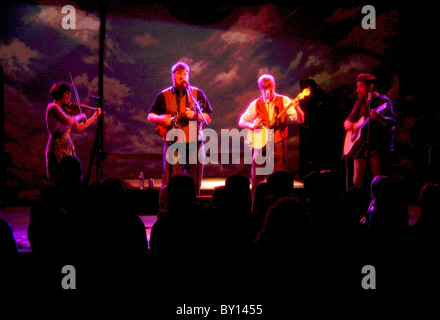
252 118 265 129
161 114 172 127
344 119 353 131
93 107 103 118
184 108 195 120
370 109 388 126
76 113 87 124
370 109 380 120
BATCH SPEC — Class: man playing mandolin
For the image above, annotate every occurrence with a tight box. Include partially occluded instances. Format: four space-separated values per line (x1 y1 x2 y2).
239 74 305 195
343 73 396 189
148 61 212 200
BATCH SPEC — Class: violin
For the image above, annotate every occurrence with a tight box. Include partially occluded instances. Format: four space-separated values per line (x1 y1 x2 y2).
62 102 98 116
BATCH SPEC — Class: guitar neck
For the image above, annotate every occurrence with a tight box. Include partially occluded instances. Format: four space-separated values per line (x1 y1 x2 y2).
358 116 370 131
357 102 388 131
268 98 299 128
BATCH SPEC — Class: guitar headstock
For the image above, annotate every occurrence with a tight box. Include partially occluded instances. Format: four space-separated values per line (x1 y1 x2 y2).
292 88 311 103
298 88 311 99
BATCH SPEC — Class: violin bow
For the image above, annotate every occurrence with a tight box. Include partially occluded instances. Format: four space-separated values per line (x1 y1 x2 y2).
69 70 84 115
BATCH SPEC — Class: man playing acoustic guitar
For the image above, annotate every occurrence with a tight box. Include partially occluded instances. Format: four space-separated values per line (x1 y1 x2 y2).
343 73 396 189
239 74 305 195
148 61 212 200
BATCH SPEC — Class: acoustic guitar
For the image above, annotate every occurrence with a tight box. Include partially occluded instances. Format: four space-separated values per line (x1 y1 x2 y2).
343 102 388 157
246 88 311 149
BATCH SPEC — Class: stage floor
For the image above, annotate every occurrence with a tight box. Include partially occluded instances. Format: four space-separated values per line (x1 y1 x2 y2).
122 177 305 191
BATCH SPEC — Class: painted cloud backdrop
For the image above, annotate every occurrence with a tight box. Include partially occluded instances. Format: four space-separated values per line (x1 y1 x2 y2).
2 1 415 199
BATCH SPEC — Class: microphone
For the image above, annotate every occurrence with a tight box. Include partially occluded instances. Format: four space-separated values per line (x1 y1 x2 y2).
182 80 189 88
89 95 101 100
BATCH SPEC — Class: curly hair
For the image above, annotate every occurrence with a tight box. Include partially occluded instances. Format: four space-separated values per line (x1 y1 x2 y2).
50 82 71 100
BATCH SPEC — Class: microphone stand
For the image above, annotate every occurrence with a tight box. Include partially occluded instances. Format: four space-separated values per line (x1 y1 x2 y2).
366 92 371 169
84 96 104 185
186 83 208 195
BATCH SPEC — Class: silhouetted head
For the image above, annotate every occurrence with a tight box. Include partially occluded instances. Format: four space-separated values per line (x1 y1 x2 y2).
167 174 196 212
266 169 293 197
212 185 228 209
0 219 17 259
257 197 312 247
303 170 336 201
370 175 399 205
225 174 251 200
419 183 440 223
101 178 127 206
57 155 83 185
368 175 408 233
341 186 371 224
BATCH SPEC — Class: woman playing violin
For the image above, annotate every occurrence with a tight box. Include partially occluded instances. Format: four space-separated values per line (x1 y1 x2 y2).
45 82 102 179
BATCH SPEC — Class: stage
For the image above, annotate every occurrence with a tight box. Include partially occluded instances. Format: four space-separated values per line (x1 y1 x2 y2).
122 177 305 194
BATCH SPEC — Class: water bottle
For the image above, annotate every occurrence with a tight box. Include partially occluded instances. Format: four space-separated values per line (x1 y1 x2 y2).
148 178 154 189
138 171 144 190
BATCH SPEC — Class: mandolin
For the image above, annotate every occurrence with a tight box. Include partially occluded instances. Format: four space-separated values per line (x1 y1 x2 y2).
154 109 193 138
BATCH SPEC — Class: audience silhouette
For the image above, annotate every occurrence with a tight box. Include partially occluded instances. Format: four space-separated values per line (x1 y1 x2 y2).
408 182 440 291
364 175 410 292
0 218 17 261
302 170 343 259
5 162 436 306
28 155 91 291
75 177 149 294
0 218 18 290
218 174 254 258
254 196 314 266
411 182 440 241
251 169 296 237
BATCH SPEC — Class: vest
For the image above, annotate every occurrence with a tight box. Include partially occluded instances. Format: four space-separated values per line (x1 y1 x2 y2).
162 87 203 142
254 95 288 144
